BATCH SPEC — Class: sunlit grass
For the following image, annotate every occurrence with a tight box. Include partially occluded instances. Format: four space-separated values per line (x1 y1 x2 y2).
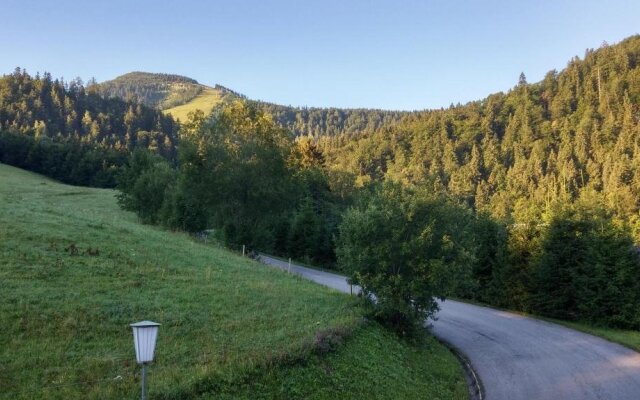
163 87 224 122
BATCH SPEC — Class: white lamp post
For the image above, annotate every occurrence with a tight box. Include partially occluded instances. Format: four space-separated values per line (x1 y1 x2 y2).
130 321 160 400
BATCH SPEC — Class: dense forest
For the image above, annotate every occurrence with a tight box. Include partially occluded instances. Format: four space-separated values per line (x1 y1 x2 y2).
321 36 640 237
0 131 126 187
0 68 180 185
0 68 179 157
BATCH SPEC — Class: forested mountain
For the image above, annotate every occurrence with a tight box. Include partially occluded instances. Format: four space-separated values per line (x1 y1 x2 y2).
100 72 409 137
99 72 248 110
320 35 640 239
0 68 179 157
4 35 640 226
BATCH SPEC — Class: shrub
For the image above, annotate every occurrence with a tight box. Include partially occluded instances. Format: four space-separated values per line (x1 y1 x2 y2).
336 183 475 335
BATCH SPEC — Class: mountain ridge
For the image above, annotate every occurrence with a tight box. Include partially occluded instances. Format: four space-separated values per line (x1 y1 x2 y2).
99 71 408 136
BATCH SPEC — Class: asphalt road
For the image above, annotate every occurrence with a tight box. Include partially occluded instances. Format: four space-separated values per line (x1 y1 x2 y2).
258 254 640 400
257 253 359 294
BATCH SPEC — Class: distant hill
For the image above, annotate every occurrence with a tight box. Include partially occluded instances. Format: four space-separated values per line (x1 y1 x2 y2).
100 71 408 136
99 72 241 121
99 71 202 109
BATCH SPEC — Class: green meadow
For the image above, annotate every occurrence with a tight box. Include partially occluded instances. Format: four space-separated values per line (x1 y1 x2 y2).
163 87 224 122
0 163 466 399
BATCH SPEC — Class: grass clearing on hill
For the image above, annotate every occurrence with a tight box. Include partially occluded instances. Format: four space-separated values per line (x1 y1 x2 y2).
163 87 223 122
0 163 467 399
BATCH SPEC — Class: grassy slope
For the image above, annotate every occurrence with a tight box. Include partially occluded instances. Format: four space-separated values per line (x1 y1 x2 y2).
209 326 467 400
0 164 467 400
163 87 224 122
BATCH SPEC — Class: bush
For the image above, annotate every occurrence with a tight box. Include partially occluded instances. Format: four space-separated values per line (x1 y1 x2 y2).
116 149 176 223
336 183 475 335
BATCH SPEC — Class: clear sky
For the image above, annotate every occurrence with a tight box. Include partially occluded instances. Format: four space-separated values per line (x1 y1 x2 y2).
2 0 639 110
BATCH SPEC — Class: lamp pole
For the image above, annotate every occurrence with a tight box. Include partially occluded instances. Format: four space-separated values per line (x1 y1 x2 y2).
141 363 147 400
130 321 160 400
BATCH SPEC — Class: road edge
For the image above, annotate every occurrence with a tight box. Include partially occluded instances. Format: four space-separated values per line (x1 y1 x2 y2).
434 335 484 400
449 297 640 355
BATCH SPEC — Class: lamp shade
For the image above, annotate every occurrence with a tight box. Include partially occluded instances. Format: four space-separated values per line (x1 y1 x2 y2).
130 321 160 364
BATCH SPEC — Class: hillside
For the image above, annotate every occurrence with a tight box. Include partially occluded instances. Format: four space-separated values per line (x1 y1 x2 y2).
320 35 640 236
99 72 241 122
0 163 467 399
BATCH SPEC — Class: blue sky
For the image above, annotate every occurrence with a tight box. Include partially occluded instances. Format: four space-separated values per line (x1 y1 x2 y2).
2 0 639 110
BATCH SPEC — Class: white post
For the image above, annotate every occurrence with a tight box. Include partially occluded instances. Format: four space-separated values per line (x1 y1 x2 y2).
242 245 245 257
288 258 292 273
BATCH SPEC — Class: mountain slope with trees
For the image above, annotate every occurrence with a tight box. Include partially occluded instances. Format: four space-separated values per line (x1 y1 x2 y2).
100 72 409 137
99 72 246 122
99 71 203 109
321 35 640 237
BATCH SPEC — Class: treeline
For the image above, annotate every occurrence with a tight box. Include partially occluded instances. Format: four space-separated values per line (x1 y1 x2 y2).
256 102 410 138
0 68 179 159
98 71 410 139
466 203 640 328
99 71 203 109
0 130 126 187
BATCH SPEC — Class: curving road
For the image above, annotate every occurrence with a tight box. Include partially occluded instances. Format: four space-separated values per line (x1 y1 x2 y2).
258 254 640 400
